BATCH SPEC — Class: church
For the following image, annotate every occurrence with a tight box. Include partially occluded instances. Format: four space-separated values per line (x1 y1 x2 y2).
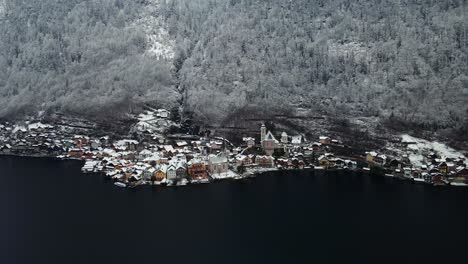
260 123 279 156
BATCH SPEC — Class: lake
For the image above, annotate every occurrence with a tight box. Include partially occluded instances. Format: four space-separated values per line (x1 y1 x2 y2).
0 156 467 264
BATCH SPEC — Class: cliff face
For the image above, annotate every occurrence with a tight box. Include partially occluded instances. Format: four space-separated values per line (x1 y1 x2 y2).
0 0 467 136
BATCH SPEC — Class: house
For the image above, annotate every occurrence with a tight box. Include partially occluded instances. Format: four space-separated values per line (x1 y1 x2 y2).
403 167 412 179
438 162 448 175
387 159 402 170
90 140 101 150
452 168 468 183
209 141 223 151
69 148 84 158
319 136 331 145
291 135 302 145
138 149 153 161
366 152 378 163
115 140 139 151
176 163 187 179
175 141 188 149
242 137 255 148
318 154 335 169
187 161 208 179
236 155 252 167
157 109 169 118
142 167 156 181
166 165 177 181
344 160 358 170
281 132 288 144
255 155 274 168
432 173 447 186
153 165 167 181
366 152 386 167
208 155 229 174
73 135 89 147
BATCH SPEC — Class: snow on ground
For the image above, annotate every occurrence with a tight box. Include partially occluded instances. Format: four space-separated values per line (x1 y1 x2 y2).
401 134 466 166
0 0 5 17
211 170 238 180
131 0 174 60
12 125 27 134
28 122 53 130
328 41 370 61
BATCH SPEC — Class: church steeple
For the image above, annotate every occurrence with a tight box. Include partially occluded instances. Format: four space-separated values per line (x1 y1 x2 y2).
260 123 266 147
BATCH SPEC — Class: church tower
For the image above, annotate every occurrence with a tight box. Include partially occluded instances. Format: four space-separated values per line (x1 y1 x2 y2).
260 123 266 147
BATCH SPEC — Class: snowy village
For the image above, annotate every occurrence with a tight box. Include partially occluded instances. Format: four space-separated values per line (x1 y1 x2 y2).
1 108 467 189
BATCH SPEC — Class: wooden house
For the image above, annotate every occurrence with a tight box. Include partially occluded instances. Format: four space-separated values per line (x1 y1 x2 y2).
187 162 208 179
153 165 167 181
255 155 274 168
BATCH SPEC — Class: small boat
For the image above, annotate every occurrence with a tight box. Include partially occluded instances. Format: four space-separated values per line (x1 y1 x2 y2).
114 182 127 188
384 174 394 178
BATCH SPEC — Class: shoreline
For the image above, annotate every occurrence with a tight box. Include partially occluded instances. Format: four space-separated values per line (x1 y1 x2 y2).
1 154 462 189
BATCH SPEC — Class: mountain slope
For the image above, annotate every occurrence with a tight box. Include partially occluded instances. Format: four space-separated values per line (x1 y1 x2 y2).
0 0 177 118
0 0 467 137
165 0 467 131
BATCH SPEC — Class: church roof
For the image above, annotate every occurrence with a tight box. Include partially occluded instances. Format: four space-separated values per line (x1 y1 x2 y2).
265 131 276 141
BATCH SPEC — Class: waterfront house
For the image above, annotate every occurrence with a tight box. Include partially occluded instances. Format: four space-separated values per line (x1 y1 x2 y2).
143 167 156 181
318 155 332 169
69 148 84 158
187 161 208 179
453 168 468 183
366 152 378 163
403 167 412 179
438 162 448 175
431 173 447 186
235 155 252 167
387 159 402 170
166 165 177 181
176 163 187 179
153 165 167 181
255 155 274 168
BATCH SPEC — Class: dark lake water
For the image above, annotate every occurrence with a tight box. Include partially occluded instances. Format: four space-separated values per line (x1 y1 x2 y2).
1 156 467 264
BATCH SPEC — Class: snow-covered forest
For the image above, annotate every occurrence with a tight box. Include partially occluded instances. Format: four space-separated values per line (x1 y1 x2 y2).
0 0 467 133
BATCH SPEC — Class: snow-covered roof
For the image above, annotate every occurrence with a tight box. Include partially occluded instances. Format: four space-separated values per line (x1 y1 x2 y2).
292 135 302 144
210 155 228 164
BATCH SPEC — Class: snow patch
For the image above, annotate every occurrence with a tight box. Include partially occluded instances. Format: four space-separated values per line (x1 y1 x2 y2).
328 41 369 61
131 0 174 60
0 0 5 16
211 170 238 180
401 134 466 166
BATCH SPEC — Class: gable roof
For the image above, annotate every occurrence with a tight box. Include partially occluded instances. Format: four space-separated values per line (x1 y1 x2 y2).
264 131 278 143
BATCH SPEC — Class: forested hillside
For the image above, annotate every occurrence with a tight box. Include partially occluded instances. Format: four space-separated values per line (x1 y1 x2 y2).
0 0 176 118
165 0 467 131
0 0 467 134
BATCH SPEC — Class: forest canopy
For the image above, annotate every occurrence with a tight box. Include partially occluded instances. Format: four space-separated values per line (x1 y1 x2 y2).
0 0 467 131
